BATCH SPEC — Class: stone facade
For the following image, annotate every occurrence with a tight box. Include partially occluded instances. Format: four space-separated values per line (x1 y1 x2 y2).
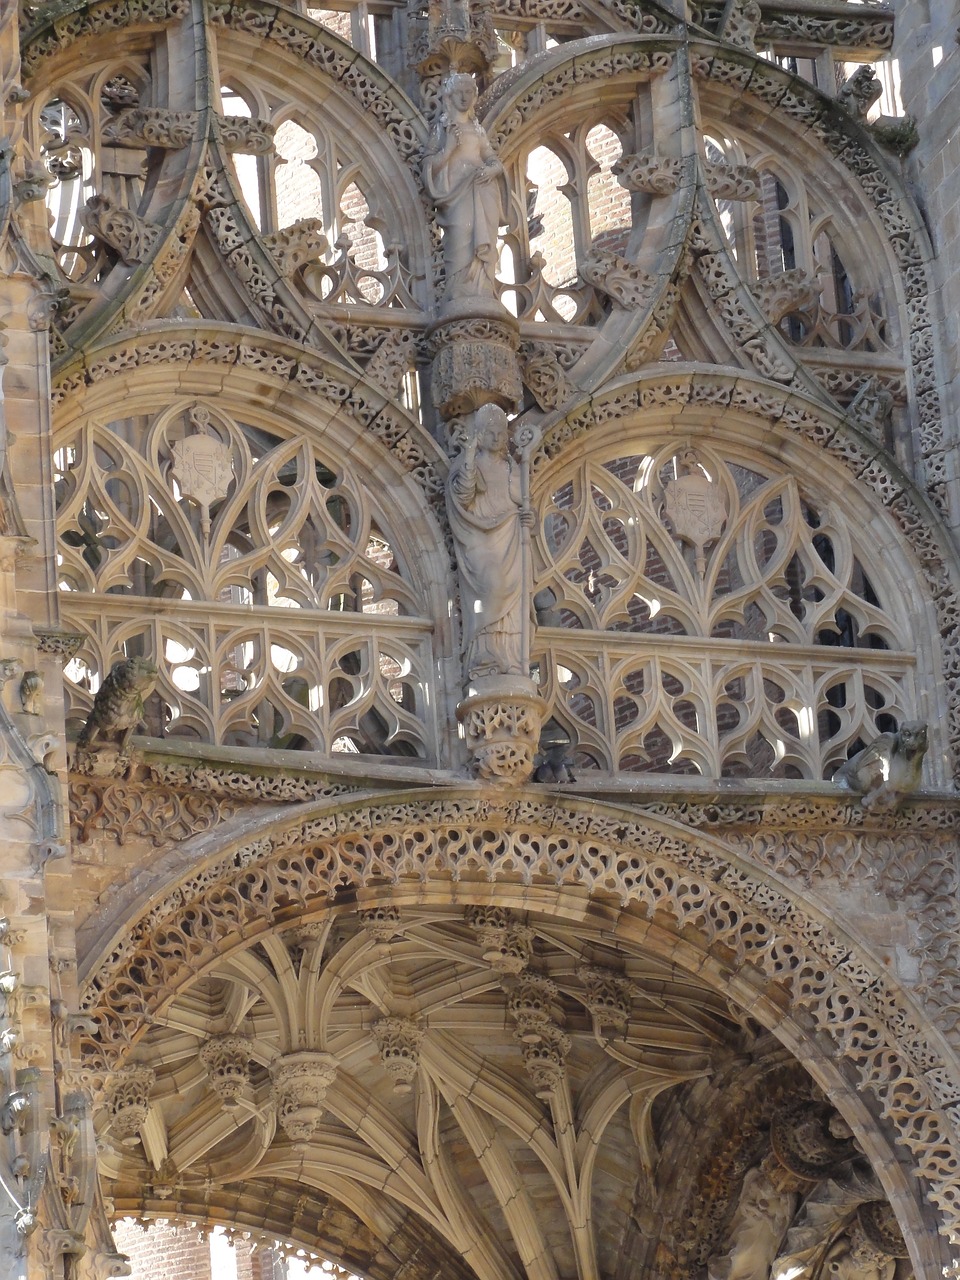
0 0 959 1278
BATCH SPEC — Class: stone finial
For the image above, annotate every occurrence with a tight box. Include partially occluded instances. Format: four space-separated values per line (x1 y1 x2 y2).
102 1066 156 1146
371 1017 425 1094
506 973 558 1044
578 966 633 1032
199 1034 254 1110
269 1051 338 1144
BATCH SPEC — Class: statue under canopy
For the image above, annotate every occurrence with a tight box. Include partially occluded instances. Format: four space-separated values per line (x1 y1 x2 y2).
423 72 509 302
446 404 533 682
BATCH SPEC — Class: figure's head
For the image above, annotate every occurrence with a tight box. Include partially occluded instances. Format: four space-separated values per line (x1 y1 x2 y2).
474 404 510 454
897 721 928 758
442 73 479 116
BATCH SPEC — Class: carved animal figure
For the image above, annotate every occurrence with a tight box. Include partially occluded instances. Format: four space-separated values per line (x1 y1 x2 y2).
76 657 158 754
534 742 576 785
833 722 928 811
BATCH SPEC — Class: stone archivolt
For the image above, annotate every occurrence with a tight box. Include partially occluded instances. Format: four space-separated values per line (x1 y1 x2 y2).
70 789 958 1260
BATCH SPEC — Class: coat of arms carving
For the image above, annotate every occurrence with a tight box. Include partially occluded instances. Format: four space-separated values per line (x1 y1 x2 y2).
170 405 234 538
661 449 727 576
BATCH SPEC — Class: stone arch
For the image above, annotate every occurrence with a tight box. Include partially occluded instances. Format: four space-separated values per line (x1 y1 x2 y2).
76 788 960 1275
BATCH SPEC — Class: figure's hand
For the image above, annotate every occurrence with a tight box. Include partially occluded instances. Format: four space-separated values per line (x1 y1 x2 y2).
520 508 535 529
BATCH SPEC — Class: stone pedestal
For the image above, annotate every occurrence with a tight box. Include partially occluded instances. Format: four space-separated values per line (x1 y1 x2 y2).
457 675 543 783
427 299 522 420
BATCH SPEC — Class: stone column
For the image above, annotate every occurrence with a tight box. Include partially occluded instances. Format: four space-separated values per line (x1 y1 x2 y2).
422 63 543 783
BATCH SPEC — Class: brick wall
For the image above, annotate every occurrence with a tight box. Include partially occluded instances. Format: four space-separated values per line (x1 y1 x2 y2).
112 1220 286 1280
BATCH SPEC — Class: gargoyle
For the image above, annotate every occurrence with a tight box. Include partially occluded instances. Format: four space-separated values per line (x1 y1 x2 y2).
833 722 928 811
76 657 158 755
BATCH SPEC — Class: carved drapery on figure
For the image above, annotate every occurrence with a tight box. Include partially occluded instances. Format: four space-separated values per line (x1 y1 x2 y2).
446 405 528 681
423 73 509 304
446 406 542 780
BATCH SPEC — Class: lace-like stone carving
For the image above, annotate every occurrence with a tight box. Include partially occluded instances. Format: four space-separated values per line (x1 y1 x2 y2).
578 966 633 1032
83 194 161 265
518 1023 570 1099
269 1051 338 1143
468 907 534 973
580 250 656 309
101 107 197 149
371 1018 424 1093
614 150 682 196
102 1066 155 1145
199 1035 254 1109
77 794 960 1241
506 973 557 1043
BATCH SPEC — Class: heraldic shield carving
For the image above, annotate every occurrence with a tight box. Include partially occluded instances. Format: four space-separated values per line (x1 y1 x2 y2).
169 406 235 538
661 448 728 576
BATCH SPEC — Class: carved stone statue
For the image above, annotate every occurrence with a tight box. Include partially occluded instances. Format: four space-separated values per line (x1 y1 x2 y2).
76 657 158 755
446 404 532 682
707 1165 797 1280
833 721 928 810
423 72 509 302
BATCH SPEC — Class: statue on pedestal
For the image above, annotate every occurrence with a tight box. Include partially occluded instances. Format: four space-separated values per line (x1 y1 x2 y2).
446 404 533 682
423 72 509 302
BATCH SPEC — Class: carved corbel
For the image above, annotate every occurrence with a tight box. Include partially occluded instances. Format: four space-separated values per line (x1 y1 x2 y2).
518 1023 570 1100
467 907 533 973
751 268 821 325
199 1034 254 1110
577 965 634 1032
100 1066 155 1147
102 108 197 150
269 1051 338 1144
261 219 327 278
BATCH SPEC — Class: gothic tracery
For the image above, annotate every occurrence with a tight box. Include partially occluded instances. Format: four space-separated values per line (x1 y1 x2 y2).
0 0 959 1276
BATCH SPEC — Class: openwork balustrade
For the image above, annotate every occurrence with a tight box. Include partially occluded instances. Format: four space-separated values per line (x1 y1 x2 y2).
532 441 917 778
55 401 439 759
